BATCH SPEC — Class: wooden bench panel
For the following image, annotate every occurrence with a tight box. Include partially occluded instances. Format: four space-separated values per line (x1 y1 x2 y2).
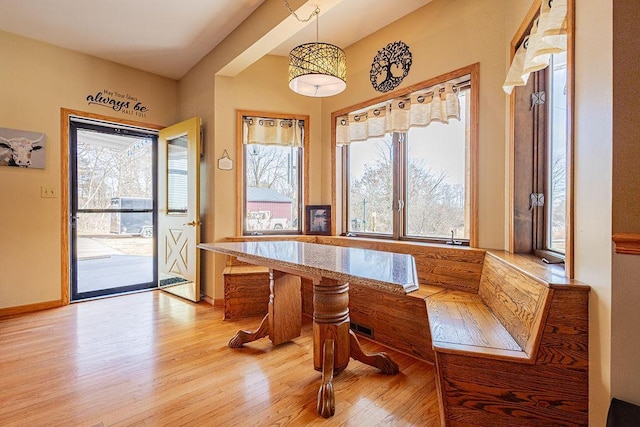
348 282 437 362
435 350 588 427
478 252 551 356
222 266 270 319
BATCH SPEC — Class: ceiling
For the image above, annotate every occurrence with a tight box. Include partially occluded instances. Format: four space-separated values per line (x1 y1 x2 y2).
0 0 431 80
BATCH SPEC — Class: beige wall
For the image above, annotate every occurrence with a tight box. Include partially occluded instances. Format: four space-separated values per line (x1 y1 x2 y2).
0 30 178 309
321 0 509 250
611 0 640 410
574 0 614 425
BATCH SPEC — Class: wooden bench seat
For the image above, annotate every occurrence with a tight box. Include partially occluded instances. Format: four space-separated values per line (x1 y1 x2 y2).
427 289 527 361
426 250 553 361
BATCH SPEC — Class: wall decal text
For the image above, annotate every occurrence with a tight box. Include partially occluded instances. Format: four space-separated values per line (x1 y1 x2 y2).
86 88 149 118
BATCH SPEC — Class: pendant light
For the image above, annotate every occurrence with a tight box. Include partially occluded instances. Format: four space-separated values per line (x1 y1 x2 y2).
285 3 346 97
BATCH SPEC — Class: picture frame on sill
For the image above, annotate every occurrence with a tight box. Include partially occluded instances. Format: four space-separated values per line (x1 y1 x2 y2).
305 205 331 235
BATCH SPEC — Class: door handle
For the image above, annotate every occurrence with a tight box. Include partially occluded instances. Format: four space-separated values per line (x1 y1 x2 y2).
183 220 201 227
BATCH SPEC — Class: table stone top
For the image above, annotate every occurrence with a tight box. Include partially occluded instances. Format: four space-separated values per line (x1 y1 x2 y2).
198 241 419 294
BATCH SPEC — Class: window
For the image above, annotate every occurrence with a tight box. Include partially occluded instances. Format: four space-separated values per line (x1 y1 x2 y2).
546 52 567 254
237 111 308 235
347 135 394 234
512 59 569 261
508 0 574 274
336 65 478 245
405 103 468 240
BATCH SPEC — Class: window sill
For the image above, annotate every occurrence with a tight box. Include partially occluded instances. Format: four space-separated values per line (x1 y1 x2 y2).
503 251 571 287
341 233 470 247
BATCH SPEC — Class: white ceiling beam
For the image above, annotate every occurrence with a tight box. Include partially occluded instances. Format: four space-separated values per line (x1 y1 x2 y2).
216 0 345 77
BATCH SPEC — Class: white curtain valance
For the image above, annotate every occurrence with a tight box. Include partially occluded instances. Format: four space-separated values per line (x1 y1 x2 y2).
243 117 304 147
503 0 568 95
336 82 461 145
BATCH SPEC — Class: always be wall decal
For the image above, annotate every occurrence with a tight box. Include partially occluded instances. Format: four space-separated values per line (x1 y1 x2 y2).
86 88 149 118
0 127 46 169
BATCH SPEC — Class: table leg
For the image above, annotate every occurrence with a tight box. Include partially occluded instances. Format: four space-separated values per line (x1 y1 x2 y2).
228 313 269 348
228 270 301 348
268 271 302 345
317 338 335 418
349 330 399 374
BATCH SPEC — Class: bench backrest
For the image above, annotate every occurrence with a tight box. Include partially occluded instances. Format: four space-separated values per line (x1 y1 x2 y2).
317 236 485 293
478 252 552 357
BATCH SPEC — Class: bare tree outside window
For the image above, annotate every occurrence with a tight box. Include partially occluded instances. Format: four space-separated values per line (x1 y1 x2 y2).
76 132 153 234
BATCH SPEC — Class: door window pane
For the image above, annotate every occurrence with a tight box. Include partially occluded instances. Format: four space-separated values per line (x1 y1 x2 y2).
76 130 153 209
76 212 154 293
347 136 394 234
167 136 188 213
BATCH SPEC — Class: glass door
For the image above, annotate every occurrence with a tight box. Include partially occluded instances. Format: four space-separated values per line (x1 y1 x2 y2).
70 120 158 301
157 118 201 302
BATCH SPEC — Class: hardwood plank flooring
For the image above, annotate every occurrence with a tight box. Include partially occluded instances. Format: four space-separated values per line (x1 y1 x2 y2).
0 291 440 426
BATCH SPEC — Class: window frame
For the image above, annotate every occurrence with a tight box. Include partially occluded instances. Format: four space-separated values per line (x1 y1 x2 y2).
236 110 310 236
508 0 575 276
332 64 479 246
544 52 568 256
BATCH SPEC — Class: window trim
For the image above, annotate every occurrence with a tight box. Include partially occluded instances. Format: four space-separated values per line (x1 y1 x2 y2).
508 0 574 277
331 63 479 246
235 110 310 236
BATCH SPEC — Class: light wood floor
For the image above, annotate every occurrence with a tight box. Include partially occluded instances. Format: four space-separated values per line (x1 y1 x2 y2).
0 291 441 426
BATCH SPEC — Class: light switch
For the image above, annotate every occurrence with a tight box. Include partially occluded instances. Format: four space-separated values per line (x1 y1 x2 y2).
41 185 58 198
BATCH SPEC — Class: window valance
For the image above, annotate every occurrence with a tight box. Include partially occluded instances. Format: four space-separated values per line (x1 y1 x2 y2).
336 81 464 145
243 117 304 147
503 0 568 94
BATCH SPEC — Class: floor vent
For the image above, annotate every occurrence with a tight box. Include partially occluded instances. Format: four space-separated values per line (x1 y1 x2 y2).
350 322 374 339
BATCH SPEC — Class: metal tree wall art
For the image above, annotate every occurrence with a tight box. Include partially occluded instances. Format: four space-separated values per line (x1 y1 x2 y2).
369 41 412 93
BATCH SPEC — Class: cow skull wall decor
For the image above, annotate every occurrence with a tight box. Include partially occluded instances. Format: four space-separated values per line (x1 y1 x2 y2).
0 127 46 169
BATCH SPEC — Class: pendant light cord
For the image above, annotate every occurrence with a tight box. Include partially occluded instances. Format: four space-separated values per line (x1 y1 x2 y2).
283 0 320 23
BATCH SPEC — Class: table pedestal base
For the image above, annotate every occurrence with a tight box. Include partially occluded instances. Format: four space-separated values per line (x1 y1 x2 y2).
228 272 400 418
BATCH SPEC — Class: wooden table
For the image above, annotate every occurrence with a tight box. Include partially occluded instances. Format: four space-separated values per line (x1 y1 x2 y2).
198 241 419 418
